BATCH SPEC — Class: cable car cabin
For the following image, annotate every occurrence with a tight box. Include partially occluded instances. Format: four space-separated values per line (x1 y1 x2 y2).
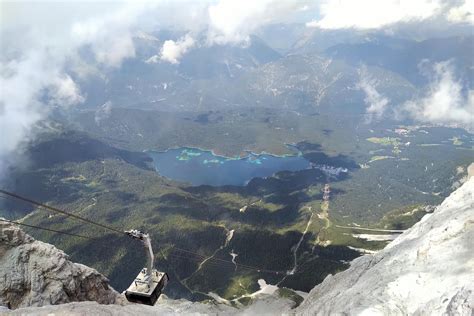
125 268 169 305
124 229 169 306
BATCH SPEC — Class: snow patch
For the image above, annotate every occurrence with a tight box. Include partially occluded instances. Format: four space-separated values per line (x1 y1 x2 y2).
352 233 399 241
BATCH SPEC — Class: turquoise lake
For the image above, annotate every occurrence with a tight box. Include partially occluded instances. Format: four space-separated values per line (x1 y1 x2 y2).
147 147 311 186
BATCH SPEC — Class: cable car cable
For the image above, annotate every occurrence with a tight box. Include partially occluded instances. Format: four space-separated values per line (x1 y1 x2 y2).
0 189 125 235
3 175 438 276
0 190 287 274
0 218 93 239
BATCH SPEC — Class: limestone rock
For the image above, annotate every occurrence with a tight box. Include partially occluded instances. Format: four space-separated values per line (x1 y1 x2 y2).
295 177 474 315
0 221 119 309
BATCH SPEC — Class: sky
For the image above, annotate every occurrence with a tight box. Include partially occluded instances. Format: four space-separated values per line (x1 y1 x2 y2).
0 0 473 175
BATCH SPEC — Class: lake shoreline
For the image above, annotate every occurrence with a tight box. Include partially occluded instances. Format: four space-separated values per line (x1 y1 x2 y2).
145 143 303 160
146 146 311 186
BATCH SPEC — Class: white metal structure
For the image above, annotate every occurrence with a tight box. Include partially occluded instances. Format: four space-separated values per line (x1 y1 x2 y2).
124 230 169 305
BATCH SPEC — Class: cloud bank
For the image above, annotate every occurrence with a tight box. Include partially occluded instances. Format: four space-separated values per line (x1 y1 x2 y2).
0 1 157 176
94 101 113 126
357 61 473 127
447 0 474 24
206 0 299 45
358 67 390 120
400 61 474 127
307 0 473 29
160 34 195 64
0 48 86 174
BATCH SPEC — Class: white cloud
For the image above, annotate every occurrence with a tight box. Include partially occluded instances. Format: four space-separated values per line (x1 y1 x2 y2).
0 58 85 173
207 0 270 45
307 0 472 30
0 53 44 173
49 75 85 106
94 101 113 125
400 61 474 126
70 2 151 67
447 0 474 24
305 20 319 28
0 1 158 176
358 67 389 120
160 34 195 64
207 0 300 45
145 55 160 64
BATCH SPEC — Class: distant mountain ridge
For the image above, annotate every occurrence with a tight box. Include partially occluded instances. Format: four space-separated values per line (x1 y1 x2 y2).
324 35 474 87
73 33 421 114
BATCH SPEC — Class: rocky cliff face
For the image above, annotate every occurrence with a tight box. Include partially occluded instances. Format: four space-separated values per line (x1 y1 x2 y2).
2 177 473 315
0 221 119 309
295 177 474 315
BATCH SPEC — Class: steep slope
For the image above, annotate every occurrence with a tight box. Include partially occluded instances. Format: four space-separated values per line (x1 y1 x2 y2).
237 54 415 113
76 34 282 111
295 176 474 315
324 35 474 87
0 220 119 309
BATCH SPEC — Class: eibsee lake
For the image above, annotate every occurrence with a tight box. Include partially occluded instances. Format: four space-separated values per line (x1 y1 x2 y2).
148 147 311 186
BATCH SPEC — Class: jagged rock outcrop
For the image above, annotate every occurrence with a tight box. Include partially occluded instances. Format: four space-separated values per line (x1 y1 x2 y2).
0 221 119 309
295 177 474 315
